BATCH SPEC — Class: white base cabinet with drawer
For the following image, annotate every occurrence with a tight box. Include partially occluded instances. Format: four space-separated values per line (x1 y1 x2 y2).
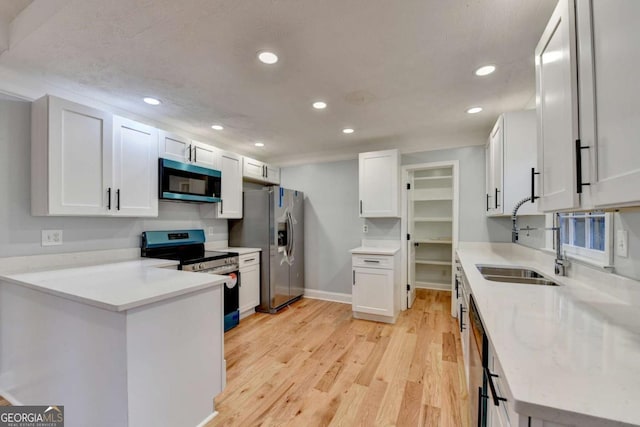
238 252 260 319
351 252 400 324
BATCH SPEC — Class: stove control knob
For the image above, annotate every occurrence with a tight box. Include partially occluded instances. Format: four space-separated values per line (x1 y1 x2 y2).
199 263 205 271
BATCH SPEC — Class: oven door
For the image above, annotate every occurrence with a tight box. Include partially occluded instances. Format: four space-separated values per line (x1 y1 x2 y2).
159 158 222 203
201 264 240 331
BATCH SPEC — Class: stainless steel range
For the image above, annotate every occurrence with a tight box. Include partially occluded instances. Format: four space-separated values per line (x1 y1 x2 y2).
141 229 240 331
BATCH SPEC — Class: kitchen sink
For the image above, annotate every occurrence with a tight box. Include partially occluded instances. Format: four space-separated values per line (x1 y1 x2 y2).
476 265 560 286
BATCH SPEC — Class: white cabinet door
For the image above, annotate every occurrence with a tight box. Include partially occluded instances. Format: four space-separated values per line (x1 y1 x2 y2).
485 140 492 214
112 116 158 217
535 0 580 212
265 164 280 185
488 117 504 215
358 149 400 217
239 260 260 316
192 141 217 169
42 96 113 216
158 130 190 163
577 0 640 207
352 267 394 316
243 156 266 181
216 150 243 218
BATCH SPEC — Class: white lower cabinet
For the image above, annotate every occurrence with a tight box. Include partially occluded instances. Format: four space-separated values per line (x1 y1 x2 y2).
351 252 400 323
239 252 260 319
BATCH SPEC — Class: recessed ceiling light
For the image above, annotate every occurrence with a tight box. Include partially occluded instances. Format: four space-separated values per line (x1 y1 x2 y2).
312 101 327 110
143 97 161 105
475 65 496 76
342 128 355 134
211 124 224 130
255 142 265 147
466 107 483 114
257 51 278 65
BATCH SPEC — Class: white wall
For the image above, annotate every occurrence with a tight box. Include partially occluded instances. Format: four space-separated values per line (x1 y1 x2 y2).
0 97 227 258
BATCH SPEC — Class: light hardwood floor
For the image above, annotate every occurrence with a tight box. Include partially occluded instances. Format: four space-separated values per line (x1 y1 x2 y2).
208 289 469 427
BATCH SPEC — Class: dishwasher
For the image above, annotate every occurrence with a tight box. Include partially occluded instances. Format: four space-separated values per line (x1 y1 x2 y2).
469 294 488 427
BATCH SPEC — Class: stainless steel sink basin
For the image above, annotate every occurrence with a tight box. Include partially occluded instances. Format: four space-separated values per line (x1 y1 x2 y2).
476 265 560 286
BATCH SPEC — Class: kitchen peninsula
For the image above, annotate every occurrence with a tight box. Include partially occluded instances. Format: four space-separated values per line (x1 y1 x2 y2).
0 257 228 427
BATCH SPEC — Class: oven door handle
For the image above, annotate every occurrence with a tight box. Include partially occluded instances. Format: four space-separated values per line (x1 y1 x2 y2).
201 266 239 275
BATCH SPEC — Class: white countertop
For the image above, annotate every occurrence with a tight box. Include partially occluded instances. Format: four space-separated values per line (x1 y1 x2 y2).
0 259 228 312
350 246 400 255
457 242 640 427
219 247 262 255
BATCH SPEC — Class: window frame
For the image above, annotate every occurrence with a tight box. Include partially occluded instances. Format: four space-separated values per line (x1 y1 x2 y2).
546 212 613 267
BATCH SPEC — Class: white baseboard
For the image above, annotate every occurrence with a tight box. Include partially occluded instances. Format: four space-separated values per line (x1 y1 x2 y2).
303 289 351 304
196 411 218 427
0 388 23 406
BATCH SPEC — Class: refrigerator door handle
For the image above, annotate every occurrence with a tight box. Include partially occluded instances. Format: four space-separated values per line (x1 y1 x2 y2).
287 212 294 258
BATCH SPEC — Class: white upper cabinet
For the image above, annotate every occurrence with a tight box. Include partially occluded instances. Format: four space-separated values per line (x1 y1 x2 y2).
192 141 217 169
32 96 158 217
242 156 280 185
576 0 640 208
158 132 217 169
486 111 539 217
201 149 243 219
32 96 112 216
359 149 400 218
158 130 190 163
534 0 580 212
112 116 158 217
535 0 640 211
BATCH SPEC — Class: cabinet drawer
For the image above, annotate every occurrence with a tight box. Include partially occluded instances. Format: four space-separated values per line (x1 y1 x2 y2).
352 254 393 269
239 252 260 268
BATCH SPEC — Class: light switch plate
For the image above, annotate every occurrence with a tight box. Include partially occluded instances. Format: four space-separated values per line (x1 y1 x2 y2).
208 226 215 236
42 230 63 246
616 230 629 258
362 224 368 233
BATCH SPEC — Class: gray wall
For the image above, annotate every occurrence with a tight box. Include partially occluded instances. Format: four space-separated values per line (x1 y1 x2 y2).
613 211 640 280
0 97 227 258
280 160 362 294
280 145 542 295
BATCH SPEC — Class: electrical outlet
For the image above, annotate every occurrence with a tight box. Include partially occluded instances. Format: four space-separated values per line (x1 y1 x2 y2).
42 230 63 246
362 224 368 233
208 226 215 236
617 229 629 258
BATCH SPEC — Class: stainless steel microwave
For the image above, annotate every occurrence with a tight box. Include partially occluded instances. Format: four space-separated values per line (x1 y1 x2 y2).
159 158 222 203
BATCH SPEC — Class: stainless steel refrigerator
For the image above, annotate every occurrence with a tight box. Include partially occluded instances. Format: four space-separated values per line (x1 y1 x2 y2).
229 187 304 313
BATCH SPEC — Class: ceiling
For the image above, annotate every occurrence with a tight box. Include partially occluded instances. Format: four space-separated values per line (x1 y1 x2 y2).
0 0 556 165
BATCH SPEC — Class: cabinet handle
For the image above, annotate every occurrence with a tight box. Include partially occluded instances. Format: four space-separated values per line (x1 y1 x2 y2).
188 144 192 162
531 167 540 203
116 189 121 211
363 260 380 263
477 387 485 427
359 200 363 214
485 194 489 212
352 270 355 285
107 188 112 210
575 139 591 194
455 276 459 299
494 187 500 209
459 305 466 332
244 258 255 263
220 199 224 215
194 146 197 163
485 368 508 406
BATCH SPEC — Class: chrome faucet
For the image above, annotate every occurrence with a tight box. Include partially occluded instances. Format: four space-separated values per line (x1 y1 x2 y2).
511 198 568 276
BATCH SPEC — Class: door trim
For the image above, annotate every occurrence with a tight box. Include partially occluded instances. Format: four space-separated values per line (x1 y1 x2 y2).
400 160 459 313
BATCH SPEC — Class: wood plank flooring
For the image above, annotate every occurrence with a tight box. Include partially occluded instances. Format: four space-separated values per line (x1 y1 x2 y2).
208 289 469 427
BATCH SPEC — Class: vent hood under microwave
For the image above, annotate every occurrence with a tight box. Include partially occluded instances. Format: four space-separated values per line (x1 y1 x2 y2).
159 158 222 203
